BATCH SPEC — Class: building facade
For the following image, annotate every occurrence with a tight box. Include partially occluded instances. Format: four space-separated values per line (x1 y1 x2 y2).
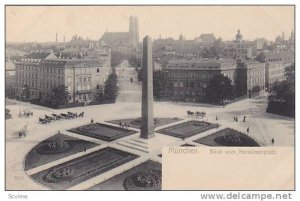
14 52 51 99
14 50 111 104
164 59 237 102
223 30 257 60
256 51 294 88
236 61 266 98
164 58 268 103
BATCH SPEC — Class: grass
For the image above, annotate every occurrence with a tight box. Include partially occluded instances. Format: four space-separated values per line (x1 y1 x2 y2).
31 147 138 190
157 120 218 139
68 123 137 142
194 128 260 147
25 133 98 171
88 160 161 191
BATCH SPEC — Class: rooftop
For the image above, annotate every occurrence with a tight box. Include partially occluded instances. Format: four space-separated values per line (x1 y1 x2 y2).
166 59 237 71
40 59 107 68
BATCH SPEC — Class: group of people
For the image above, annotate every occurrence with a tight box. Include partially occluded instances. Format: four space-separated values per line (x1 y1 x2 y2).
119 121 130 129
233 116 247 122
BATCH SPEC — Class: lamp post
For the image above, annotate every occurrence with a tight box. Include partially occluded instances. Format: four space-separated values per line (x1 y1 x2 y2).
19 86 25 118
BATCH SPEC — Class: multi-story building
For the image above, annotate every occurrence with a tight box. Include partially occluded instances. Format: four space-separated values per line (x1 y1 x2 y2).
224 30 257 60
164 58 268 102
256 51 294 88
164 59 237 102
5 60 16 97
14 52 52 98
14 48 111 104
38 58 111 103
194 33 216 46
236 61 266 98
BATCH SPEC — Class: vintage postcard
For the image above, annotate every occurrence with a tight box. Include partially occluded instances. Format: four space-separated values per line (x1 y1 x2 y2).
5 5 295 191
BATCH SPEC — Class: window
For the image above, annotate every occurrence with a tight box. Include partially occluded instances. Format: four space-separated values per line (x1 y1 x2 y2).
77 85 82 91
97 84 100 89
78 78 82 83
88 77 91 82
190 82 194 88
97 68 100 73
87 84 91 90
83 78 86 82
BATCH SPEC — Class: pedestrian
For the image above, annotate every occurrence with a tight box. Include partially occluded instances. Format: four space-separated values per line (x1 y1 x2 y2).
236 117 238 122
84 146 86 152
243 116 246 122
247 127 249 133
119 121 122 127
271 138 275 145
91 118 94 123
234 117 236 122
216 116 218 121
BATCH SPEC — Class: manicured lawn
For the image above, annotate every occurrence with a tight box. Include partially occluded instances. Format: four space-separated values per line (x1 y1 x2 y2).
31 147 138 190
194 128 260 147
157 121 218 139
68 123 137 142
25 133 98 170
88 160 161 191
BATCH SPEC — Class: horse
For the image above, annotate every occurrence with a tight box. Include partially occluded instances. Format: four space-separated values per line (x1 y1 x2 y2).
187 110 194 116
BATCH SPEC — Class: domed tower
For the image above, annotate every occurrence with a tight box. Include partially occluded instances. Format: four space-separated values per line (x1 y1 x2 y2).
235 29 243 43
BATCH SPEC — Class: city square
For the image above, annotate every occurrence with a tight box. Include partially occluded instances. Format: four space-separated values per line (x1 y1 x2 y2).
5 6 294 191
5 65 294 190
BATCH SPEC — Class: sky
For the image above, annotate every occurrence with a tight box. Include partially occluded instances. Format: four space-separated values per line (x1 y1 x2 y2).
6 6 294 43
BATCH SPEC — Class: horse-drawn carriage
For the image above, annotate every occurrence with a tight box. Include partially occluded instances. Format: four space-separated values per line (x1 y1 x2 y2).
39 111 84 124
187 110 206 118
22 109 33 117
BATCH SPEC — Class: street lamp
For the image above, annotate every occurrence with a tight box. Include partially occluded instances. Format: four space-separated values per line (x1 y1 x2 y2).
19 86 25 118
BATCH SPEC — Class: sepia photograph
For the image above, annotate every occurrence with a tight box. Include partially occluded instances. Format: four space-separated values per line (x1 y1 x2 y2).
5 5 295 191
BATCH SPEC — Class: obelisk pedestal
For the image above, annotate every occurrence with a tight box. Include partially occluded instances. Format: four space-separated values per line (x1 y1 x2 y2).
140 36 155 139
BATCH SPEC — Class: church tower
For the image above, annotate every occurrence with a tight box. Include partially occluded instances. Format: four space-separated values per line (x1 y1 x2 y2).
235 29 243 43
129 16 139 48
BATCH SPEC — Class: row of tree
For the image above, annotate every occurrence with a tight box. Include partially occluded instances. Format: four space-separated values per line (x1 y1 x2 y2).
266 64 295 117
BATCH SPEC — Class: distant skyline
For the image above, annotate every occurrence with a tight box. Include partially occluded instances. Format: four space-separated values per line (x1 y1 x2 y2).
6 6 294 43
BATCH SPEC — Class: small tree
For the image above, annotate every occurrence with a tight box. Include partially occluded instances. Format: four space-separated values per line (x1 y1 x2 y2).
111 51 124 67
49 85 69 108
153 70 166 100
206 74 234 105
252 85 260 94
104 68 119 102
129 55 141 68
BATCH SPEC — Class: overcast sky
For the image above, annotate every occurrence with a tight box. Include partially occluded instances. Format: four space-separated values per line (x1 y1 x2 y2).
6 6 294 43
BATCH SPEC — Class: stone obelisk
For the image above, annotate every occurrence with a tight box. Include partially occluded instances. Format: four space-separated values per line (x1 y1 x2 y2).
140 36 155 139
